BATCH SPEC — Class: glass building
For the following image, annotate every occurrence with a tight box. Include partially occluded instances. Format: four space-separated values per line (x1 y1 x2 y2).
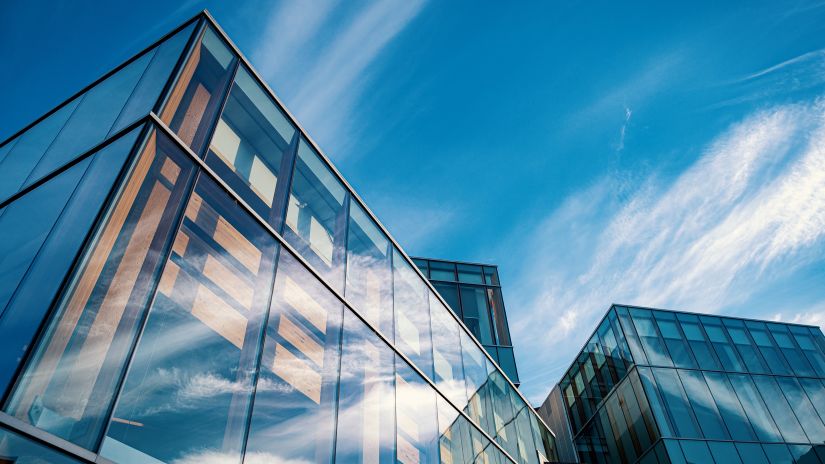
412 258 519 386
0 11 557 464
538 304 825 464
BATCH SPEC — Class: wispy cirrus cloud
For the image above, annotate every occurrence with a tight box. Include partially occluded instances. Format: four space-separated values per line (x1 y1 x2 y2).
251 1 426 159
510 98 825 402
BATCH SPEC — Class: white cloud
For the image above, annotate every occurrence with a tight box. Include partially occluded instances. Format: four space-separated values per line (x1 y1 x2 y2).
252 1 426 158
509 99 825 402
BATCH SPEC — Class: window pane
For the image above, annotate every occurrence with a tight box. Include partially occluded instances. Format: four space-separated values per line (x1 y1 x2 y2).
457 264 484 284
676 369 728 439
110 22 197 134
396 355 439 464
734 442 768 464
652 368 700 437
0 99 79 202
723 319 768 374
513 402 540 464
616 306 648 365
702 371 756 441
631 309 673 367
430 292 468 406
708 441 742 464
497 347 519 384
750 375 807 443
437 397 471 464
161 27 237 154
483 266 499 286
636 366 673 437
101 174 279 463
768 323 816 377
412 258 428 276
429 261 456 281
787 445 818 464
0 129 140 395
205 65 296 219
284 139 347 291
664 439 687 464
788 325 825 377
336 309 396 464
727 374 781 442
654 312 696 368
244 251 343 462
487 288 512 346
433 282 461 317
773 376 825 443
345 201 393 335
459 285 495 345
488 371 519 459
394 248 434 378
678 440 713 464
6 130 196 449
745 321 792 375
761 444 793 464
799 378 825 430
700 316 745 372
677 314 721 370
0 426 83 462
462 330 494 434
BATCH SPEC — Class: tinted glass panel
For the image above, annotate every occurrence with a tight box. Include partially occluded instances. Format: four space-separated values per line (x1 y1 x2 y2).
430 292 468 406
746 321 792 375
6 130 195 449
161 27 236 155
616 306 648 365
487 288 511 346
457 264 484 284
393 248 434 378
0 99 79 202
677 313 721 370
462 331 494 434
433 282 461 317
773 376 825 443
702 371 756 441
244 251 343 462
734 442 769 464
631 309 672 367
429 261 456 281
336 310 396 464
799 378 825 430
654 312 696 368
750 375 807 443
708 441 742 464
652 368 700 437
727 374 781 442
788 325 825 377
483 267 499 285
0 426 83 462
701 316 745 372
768 323 816 377
345 202 393 334
637 366 673 437
205 65 296 219
396 356 439 464
761 444 793 464
0 130 139 395
677 369 728 439
497 347 519 384
459 286 494 345
723 319 768 374
102 175 278 463
284 139 347 291
679 440 714 464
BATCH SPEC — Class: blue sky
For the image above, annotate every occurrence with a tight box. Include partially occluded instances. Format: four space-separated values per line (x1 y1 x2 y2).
3 1 825 403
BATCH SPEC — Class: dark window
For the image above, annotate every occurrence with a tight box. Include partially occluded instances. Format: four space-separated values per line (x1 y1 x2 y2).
456 263 484 284
428 260 456 281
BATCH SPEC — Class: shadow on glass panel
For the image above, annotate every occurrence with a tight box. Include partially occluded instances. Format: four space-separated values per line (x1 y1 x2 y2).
5 128 197 450
0 426 83 462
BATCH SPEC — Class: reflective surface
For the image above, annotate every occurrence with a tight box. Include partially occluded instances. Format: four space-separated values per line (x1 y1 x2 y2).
555 305 825 464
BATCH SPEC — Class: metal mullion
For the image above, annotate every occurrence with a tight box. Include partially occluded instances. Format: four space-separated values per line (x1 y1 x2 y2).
0 12 202 149
148 113 524 464
199 13 550 427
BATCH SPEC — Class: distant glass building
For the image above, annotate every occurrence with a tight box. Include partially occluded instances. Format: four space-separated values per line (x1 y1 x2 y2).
538 304 825 464
0 11 557 464
412 258 519 385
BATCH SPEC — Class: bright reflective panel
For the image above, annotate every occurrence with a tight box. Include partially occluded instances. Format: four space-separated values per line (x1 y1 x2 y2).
5 130 195 450
335 310 396 464
345 202 393 335
244 251 343 463
396 355 439 464
101 174 278 463
393 247 434 378
437 396 472 464
430 292 468 406
459 286 494 345
205 65 296 220
162 26 237 155
284 139 347 291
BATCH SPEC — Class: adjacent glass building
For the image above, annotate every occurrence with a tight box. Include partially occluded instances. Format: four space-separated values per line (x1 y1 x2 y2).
0 11 557 464
538 304 825 464
412 258 519 385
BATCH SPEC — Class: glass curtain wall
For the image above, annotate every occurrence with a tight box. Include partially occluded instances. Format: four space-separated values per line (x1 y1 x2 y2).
0 15 556 464
413 258 520 385
560 304 825 464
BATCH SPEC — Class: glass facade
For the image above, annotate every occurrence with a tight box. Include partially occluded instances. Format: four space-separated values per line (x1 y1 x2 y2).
413 257 519 385
540 305 825 464
0 12 556 464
